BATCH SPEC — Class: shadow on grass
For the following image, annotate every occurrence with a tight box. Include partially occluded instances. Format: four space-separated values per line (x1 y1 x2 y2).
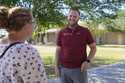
91 58 125 68
97 45 125 48
42 56 56 78
45 65 55 78
44 57 125 78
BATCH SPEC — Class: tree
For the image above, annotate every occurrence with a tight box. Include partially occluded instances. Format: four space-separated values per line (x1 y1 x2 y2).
64 0 125 20
0 0 32 8
32 0 66 44
1 0 125 44
111 10 125 32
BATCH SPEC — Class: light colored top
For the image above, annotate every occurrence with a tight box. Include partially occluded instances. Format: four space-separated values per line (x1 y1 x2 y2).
0 43 47 83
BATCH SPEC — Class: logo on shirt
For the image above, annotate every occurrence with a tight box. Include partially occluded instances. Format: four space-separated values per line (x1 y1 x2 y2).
76 32 81 35
63 33 72 36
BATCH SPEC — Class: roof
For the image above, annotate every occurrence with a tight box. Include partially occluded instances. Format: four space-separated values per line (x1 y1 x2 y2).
46 28 60 33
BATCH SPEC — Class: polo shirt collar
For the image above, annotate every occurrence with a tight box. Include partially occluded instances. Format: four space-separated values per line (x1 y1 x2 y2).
67 24 81 31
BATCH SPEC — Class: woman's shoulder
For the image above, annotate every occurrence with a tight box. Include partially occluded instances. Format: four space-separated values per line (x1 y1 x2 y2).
10 43 39 58
15 43 37 51
0 43 8 55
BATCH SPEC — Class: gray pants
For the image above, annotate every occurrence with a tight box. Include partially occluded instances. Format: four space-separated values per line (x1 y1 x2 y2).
60 67 88 83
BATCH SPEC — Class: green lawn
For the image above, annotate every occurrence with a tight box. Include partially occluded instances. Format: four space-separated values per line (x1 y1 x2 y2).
34 45 125 78
92 46 125 67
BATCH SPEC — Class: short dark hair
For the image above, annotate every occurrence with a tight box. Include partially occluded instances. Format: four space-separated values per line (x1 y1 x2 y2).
69 8 80 15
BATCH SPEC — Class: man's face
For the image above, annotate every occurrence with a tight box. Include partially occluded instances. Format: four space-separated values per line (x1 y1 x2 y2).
67 10 80 26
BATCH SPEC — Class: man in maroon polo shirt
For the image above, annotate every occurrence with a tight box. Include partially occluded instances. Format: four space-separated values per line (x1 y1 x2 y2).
55 8 96 83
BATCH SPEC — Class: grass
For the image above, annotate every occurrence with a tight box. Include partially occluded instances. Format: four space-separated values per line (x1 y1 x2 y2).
92 46 125 67
98 44 125 48
34 45 125 78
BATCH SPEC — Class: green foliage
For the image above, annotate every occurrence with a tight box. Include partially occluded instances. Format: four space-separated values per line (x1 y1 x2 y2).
32 0 65 27
0 0 20 7
1 0 125 35
84 17 106 38
0 0 32 8
100 10 125 32
32 0 66 41
112 10 125 31
86 9 125 35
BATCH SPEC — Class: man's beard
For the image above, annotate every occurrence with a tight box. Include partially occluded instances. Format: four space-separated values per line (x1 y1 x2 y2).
68 22 78 27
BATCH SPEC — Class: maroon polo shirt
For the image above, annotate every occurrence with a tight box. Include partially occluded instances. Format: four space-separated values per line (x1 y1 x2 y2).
57 25 94 68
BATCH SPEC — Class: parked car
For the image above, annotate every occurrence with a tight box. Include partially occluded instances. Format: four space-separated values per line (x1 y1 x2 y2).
0 29 8 38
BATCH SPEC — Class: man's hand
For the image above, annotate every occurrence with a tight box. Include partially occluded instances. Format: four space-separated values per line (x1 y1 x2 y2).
81 61 90 72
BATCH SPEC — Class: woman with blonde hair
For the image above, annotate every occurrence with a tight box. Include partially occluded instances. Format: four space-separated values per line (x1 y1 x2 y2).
0 6 47 83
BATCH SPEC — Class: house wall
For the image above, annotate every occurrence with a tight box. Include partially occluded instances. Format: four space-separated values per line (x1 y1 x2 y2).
45 29 125 45
101 32 125 45
45 32 58 45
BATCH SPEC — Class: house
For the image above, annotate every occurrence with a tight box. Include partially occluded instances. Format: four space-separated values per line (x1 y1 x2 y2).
44 28 60 45
100 32 125 45
44 28 125 45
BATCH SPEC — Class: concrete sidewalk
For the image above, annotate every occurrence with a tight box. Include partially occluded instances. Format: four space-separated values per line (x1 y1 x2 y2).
48 62 125 83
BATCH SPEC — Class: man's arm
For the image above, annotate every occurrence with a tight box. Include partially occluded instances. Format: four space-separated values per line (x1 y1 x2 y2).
55 30 62 76
87 42 96 61
55 46 61 67
55 46 61 77
81 42 96 71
